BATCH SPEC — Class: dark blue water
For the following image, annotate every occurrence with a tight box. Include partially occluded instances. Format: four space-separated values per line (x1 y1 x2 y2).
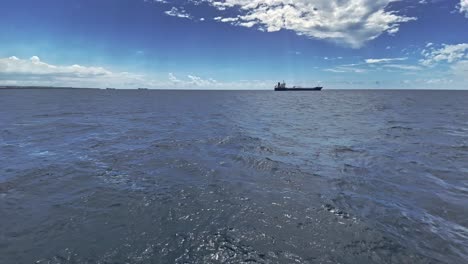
1 89 467 263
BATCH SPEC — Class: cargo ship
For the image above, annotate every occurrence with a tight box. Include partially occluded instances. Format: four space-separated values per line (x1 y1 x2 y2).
274 81 322 91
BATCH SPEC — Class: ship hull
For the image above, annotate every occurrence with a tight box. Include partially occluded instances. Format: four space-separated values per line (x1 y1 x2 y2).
274 87 322 91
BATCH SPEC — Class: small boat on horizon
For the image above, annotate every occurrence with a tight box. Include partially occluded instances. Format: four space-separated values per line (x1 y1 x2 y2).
274 81 322 91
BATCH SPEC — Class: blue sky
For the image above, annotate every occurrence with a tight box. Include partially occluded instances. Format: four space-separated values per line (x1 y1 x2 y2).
0 0 467 89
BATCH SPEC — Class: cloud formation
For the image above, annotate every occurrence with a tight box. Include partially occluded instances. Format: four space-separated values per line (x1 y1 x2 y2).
167 72 272 89
420 43 468 65
0 56 113 77
0 56 160 88
165 7 192 19
460 0 468 17
365 57 408 64
198 0 416 48
382 64 422 71
417 43 468 85
0 56 272 89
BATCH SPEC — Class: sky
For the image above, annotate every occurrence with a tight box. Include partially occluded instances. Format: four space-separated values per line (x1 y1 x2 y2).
0 0 467 89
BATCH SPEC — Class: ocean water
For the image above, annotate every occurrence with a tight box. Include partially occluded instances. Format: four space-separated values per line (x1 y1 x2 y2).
0 89 467 264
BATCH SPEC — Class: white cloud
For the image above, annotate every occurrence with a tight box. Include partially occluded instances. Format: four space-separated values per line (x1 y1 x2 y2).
168 72 181 83
164 7 192 19
382 64 422 70
0 56 113 77
167 73 272 89
387 27 399 35
0 56 159 88
420 43 468 65
168 72 217 86
0 56 272 89
324 65 367 73
425 78 454 84
214 16 239 22
460 0 468 17
188 75 217 86
196 0 416 48
145 0 168 3
325 56 420 75
365 57 408 64
417 43 468 86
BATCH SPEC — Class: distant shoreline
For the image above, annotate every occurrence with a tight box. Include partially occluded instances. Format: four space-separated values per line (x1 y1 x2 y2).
1 86 467 91
0 86 100 90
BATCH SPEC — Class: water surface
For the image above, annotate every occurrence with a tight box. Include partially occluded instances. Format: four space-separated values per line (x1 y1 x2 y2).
1 89 467 263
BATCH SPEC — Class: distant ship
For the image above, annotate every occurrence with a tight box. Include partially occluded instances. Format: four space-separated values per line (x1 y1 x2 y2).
274 81 322 91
